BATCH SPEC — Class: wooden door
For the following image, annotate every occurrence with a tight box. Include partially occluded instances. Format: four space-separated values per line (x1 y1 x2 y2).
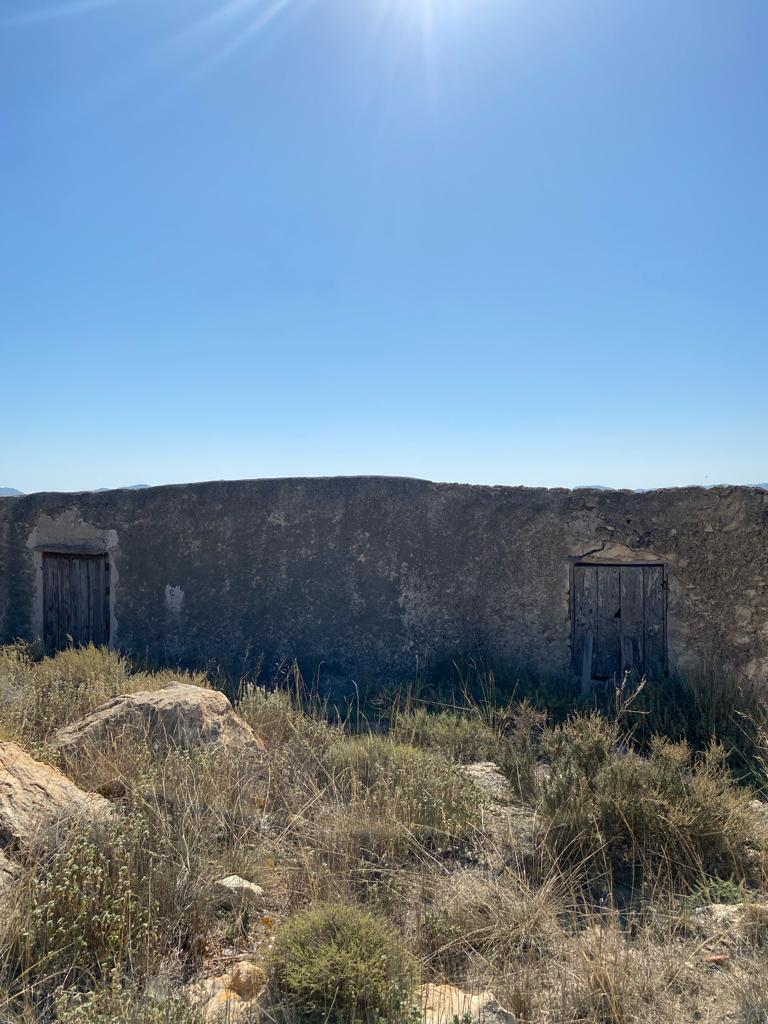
572 563 665 686
43 553 110 653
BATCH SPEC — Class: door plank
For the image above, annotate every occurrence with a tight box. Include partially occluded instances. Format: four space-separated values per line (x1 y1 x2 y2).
91 557 109 647
573 565 598 680
581 632 595 695
595 566 621 681
620 567 644 679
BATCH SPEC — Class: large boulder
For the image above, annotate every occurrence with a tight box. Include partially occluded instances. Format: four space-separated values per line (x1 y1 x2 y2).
0 742 113 853
52 683 264 757
421 984 516 1024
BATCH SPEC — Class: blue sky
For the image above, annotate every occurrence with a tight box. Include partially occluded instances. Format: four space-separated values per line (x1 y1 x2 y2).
1 0 766 493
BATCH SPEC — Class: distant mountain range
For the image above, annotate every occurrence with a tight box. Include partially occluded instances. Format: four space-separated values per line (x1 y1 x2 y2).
576 484 768 491
0 485 149 496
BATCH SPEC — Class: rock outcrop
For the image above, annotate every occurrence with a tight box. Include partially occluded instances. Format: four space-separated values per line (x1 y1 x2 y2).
186 962 266 1022
213 875 266 913
0 742 113 852
421 983 516 1024
52 683 264 756
691 901 768 949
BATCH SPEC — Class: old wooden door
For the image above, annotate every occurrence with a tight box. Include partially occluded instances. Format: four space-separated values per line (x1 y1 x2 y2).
42 553 110 653
572 563 665 686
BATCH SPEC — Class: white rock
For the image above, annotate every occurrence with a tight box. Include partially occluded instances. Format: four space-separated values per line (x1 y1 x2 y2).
186 962 266 1022
213 875 266 911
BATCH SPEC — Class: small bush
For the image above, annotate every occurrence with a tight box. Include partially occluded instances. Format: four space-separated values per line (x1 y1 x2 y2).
391 700 546 801
390 707 499 763
631 670 768 786
238 684 339 815
495 700 548 800
419 870 564 980
237 685 326 749
328 735 483 849
6 813 159 991
4 798 213 994
268 903 418 1024
540 713 619 782
541 715 767 886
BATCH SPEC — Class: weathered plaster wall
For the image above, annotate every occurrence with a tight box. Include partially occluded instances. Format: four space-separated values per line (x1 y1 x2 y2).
1 478 767 684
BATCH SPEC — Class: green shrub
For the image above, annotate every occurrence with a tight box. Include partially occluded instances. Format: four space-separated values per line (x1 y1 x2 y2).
390 707 498 763
685 876 746 908
587 670 768 787
268 903 418 1024
541 715 766 886
495 700 548 800
237 685 326 747
390 700 546 801
237 684 341 822
328 735 483 849
540 713 619 782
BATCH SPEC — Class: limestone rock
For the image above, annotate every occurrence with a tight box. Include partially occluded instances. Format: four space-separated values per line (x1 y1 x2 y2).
421 983 516 1024
465 762 513 804
691 902 768 948
186 962 266 1022
692 902 745 935
0 742 113 852
52 683 264 756
213 875 265 912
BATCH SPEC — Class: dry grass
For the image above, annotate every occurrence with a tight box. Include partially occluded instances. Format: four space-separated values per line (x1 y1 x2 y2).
0 644 207 752
1 647 768 1023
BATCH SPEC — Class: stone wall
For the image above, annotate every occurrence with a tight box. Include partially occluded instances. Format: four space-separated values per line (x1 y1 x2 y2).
1 478 767 685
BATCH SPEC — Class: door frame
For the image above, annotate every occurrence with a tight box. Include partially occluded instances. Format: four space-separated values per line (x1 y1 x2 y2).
569 559 669 680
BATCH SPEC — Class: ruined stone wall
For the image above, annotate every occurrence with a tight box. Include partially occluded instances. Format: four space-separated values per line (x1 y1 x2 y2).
1 478 767 685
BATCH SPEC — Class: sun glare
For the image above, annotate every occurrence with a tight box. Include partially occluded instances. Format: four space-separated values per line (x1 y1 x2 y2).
3 0 485 98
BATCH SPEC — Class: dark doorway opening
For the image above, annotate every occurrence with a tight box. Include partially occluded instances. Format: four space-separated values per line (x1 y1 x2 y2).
42 552 110 654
